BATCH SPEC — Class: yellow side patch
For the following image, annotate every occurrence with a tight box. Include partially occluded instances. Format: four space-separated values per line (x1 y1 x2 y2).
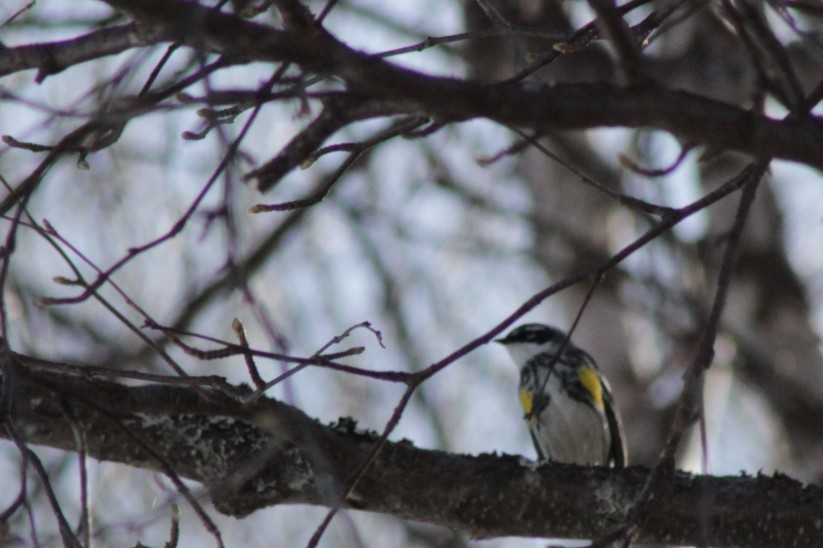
519 389 535 424
578 367 604 410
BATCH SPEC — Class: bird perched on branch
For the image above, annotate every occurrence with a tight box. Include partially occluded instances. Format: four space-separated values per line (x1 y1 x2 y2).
496 323 627 467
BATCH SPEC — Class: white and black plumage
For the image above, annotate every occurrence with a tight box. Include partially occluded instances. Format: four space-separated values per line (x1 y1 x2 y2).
496 323 627 467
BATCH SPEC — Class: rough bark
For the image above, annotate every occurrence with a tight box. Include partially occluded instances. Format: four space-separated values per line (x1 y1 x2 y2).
2 352 821 546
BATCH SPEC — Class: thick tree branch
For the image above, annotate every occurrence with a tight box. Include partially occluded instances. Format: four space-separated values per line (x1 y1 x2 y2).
1 352 821 546
0 24 143 81
91 0 822 179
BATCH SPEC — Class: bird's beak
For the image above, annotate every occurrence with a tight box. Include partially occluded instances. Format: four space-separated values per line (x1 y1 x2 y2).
493 338 505 345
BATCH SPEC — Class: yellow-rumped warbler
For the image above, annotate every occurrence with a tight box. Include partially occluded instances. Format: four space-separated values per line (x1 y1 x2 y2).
496 323 627 467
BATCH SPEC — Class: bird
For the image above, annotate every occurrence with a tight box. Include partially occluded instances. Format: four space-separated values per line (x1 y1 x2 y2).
495 323 627 467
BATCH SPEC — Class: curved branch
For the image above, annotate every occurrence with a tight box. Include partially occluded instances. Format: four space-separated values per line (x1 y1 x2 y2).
96 0 823 176
2 351 821 546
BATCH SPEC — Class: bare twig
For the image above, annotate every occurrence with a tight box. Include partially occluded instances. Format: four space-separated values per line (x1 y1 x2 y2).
83 398 226 548
36 64 276 310
591 160 768 547
510 127 678 218
619 142 694 177
252 116 426 211
61 401 91 547
232 318 266 389
307 384 417 548
147 321 408 383
587 0 645 82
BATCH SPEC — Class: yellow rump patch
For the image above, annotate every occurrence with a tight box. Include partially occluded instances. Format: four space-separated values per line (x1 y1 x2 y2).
578 367 604 410
519 389 536 424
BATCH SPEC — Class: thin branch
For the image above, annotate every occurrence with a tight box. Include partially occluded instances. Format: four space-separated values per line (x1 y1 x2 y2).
79 397 226 548
510 126 678 218
146 322 409 383
312 321 385 355
722 0 806 112
1 364 82 547
316 0 339 24
375 28 567 59
0 57 232 217
308 384 418 548
232 318 266 390
14 218 187 376
38 65 275 310
595 160 768 546
587 0 645 82
252 116 426 211
0 0 34 27
61 401 90 547
619 142 694 177
19 352 234 389
246 98 416 193
165 504 181 548
504 0 656 81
